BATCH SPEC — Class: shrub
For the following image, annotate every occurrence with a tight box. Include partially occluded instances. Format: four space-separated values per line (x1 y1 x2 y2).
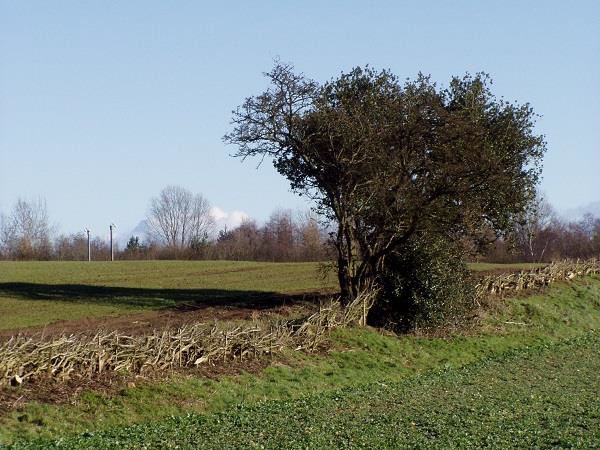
369 233 474 331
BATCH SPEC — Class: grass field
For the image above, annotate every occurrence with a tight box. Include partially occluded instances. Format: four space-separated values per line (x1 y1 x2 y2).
1 274 599 446
0 261 336 331
0 260 541 331
467 261 545 272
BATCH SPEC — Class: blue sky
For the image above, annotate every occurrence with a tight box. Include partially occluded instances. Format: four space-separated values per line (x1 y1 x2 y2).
1 1 598 240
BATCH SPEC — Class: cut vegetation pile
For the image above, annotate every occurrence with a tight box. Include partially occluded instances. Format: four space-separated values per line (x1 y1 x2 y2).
474 259 600 300
1 291 377 385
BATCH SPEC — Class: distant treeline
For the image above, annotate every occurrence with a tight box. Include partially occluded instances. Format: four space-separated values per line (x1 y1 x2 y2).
0 198 331 262
0 192 598 263
482 213 600 263
119 209 331 262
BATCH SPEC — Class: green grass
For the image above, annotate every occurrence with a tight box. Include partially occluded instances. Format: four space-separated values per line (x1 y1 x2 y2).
0 261 336 291
1 277 599 445
0 261 336 330
468 261 546 272
11 332 599 449
0 298 144 330
0 260 541 330
0 260 536 288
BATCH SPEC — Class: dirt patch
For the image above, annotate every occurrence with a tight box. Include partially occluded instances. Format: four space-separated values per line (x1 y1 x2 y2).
0 292 332 340
0 372 127 415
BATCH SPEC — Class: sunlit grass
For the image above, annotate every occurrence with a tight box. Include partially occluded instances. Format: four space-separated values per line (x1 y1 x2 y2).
14 332 599 449
0 260 541 331
468 261 546 272
0 261 336 330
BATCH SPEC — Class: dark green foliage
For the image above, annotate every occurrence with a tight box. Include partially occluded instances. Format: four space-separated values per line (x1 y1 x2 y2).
123 236 148 260
225 62 546 314
370 234 474 330
125 236 143 251
189 232 210 257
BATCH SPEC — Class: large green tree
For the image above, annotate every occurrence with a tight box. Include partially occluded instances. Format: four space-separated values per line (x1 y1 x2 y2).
225 63 545 306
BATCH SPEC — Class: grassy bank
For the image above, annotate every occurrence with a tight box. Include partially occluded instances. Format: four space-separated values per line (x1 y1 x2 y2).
12 332 599 449
1 277 599 445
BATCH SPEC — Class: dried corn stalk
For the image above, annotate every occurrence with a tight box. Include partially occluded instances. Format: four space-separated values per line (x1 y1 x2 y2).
1 290 376 385
474 259 600 304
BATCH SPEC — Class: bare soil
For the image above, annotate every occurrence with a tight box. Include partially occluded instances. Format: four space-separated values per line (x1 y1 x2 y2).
0 292 331 340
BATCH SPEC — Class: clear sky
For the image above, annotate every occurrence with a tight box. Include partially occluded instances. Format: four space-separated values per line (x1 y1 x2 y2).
1 1 598 240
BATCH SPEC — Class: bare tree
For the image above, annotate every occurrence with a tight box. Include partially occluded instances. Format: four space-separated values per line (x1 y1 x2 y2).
54 232 88 260
146 185 214 249
212 209 329 262
297 210 328 261
514 192 556 262
0 198 53 259
262 209 295 261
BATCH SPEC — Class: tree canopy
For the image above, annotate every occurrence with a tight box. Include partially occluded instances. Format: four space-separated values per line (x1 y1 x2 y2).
146 185 214 249
225 62 546 307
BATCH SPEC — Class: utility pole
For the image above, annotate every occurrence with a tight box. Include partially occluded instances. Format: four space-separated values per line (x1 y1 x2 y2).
109 223 116 261
85 229 91 262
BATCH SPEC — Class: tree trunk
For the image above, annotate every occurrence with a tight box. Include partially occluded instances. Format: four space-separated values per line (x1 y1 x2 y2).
337 252 352 307
336 216 355 307
336 217 365 307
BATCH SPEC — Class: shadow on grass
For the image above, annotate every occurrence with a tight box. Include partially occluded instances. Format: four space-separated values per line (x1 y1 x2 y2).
0 283 330 311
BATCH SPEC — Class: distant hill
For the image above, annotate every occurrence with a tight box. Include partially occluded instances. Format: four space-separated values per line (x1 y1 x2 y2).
112 220 150 246
131 219 151 237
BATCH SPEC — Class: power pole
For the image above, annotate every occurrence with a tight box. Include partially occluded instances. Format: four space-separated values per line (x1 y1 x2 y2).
110 223 116 261
85 228 91 262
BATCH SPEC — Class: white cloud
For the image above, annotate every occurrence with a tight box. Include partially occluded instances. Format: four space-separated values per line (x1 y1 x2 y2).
210 207 249 232
210 207 228 222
